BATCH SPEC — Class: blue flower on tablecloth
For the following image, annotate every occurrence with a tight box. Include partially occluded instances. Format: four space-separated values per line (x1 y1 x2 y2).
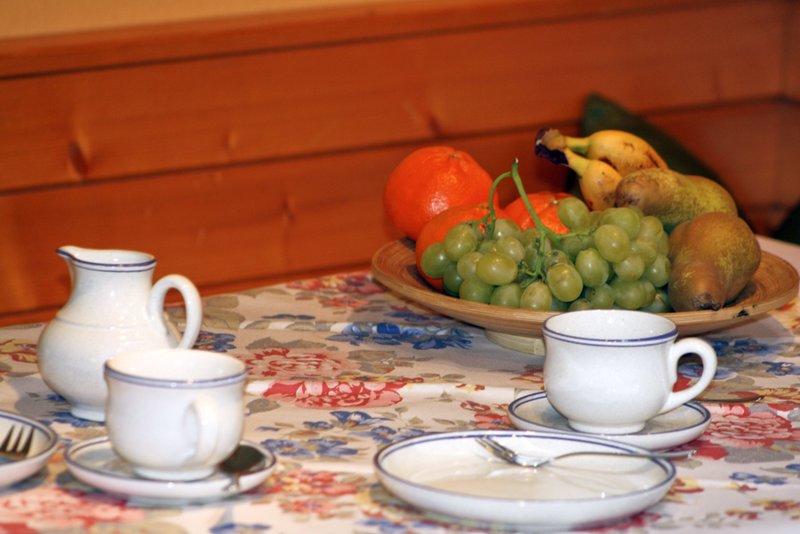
331 410 390 428
329 323 472 350
386 308 450 324
731 472 788 485
193 331 236 352
308 438 359 458
678 362 735 381
262 314 316 320
210 523 271 533
304 420 335 430
356 518 444 533
261 437 358 459
262 438 314 459
353 424 428 445
762 361 800 376
708 337 784 358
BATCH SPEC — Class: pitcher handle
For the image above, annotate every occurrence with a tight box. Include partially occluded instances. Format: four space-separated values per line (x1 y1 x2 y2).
659 337 718 414
148 274 202 349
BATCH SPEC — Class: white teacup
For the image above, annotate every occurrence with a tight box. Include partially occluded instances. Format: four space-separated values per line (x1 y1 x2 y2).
104 348 247 481
543 309 717 434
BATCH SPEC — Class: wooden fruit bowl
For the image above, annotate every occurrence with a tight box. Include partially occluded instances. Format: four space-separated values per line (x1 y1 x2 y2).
371 239 799 354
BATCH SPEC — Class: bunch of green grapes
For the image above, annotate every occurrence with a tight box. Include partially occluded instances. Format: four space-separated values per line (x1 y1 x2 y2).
419 197 672 312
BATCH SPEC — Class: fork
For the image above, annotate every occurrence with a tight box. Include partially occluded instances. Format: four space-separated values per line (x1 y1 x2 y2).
0 425 34 461
476 436 694 469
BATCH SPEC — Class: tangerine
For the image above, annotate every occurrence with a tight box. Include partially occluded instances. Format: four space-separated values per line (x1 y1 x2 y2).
384 146 495 241
504 191 572 234
415 203 507 290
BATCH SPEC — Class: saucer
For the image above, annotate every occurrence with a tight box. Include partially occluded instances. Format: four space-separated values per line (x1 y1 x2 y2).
65 437 276 504
508 391 710 450
374 429 675 531
0 410 60 488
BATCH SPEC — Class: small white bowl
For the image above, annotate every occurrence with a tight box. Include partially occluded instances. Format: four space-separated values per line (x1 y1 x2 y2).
0 410 59 488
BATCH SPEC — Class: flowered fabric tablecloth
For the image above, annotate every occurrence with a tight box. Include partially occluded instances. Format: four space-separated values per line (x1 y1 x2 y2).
1 239 800 533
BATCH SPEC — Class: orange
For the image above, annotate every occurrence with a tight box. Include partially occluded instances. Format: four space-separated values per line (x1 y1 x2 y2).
505 191 572 235
384 146 495 241
415 203 507 290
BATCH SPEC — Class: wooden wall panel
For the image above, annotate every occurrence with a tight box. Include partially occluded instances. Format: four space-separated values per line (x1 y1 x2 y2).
0 1 785 192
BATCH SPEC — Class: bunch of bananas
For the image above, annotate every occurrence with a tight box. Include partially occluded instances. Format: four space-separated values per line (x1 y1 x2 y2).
534 128 759 312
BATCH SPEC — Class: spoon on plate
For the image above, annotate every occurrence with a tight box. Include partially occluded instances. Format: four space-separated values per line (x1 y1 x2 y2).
219 444 266 492
476 436 695 469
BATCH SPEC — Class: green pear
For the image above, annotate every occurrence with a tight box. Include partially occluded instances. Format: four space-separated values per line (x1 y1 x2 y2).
615 168 736 231
667 212 760 311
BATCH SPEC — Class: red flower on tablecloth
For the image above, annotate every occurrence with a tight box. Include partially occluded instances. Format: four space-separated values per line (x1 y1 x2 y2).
460 400 513 429
692 404 800 459
262 380 405 408
336 274 385 295
245 348 358 378
0 339 38 364
268 469 362 497
0 488 143 530
318 296 371 310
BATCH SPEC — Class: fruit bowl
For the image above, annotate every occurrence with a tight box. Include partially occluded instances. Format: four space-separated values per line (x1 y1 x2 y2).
371 239 799 354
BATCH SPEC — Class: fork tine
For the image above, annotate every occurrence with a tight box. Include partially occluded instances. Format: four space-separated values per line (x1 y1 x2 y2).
0 425 15 452
19 426 34 456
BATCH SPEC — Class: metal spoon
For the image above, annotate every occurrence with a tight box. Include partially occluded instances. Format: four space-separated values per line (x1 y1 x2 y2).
476 436 694 469
219 444 266 492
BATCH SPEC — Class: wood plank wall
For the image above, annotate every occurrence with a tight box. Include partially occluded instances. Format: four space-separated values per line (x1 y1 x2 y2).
1 0 798 325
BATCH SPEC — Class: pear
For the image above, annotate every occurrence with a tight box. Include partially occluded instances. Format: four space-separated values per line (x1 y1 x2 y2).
667 212 761 311
615 168 736 231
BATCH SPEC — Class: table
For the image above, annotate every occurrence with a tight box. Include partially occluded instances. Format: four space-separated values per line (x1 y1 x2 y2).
1 236 799 533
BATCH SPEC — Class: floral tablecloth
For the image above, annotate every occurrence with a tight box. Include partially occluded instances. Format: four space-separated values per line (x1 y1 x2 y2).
1 237 799 533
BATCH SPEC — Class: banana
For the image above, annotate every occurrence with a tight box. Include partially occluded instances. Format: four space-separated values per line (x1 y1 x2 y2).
536 128 667 176
535 138 623 210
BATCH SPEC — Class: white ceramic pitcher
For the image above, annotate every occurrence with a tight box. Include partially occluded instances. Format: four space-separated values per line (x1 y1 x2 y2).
37 246 203 421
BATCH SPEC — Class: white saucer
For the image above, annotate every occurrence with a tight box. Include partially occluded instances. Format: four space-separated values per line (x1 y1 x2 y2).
374 429 675 531
65 437 276 505
0 410 59 488
509 391 710 450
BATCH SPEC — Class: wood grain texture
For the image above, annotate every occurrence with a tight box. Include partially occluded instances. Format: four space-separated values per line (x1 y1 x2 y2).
0 1 785 191
0 0 797 325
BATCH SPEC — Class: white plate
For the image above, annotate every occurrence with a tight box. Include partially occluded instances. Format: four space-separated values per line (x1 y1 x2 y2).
374 430 676 531
0 410 59 488
65 437 276 505
509 392 710 450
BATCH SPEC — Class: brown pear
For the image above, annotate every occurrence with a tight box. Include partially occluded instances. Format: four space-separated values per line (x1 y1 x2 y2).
668 212 760 311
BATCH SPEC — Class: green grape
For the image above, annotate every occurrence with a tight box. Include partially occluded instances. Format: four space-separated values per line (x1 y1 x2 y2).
496 236 526 263
613 253 645 281
640 280 656 308
456 251 482 280
519 227 541 247
638 215 664 240
641 288 671 312
443 223 478 262
550 297 569 312
545 249 570 271
519 281 552 310
575 248 610 288
568 298 592 311
631 237 658 265
442 263 463 297
559 234 593 259
459 276 494 304
523 247 541 269
611 278 646 310
600 207 641 239
492 218 521 240
490 283 522 307
644 254 671 287
420 242 450 279
546 263 583 302
557 197 591 231
593 224 631 263
585 284 614 309
476 251 518 285
478 239 497 254
588 210 603 231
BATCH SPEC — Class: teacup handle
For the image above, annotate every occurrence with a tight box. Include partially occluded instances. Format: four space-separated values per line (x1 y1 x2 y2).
660 337 718 414
148 274 202 349
186 395 219 464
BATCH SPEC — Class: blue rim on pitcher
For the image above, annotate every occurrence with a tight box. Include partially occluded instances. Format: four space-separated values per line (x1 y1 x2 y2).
57 245 156 272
